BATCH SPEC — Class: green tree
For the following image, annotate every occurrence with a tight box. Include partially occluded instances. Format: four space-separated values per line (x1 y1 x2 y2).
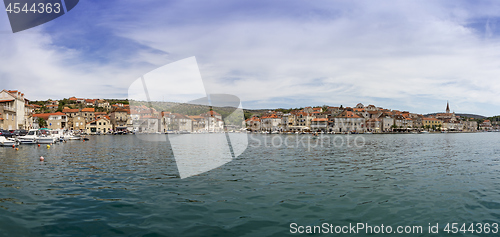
37 117 47 128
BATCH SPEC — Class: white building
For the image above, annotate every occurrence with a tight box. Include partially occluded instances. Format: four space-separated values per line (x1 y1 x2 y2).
332 110 365 133
261 114 282 132
0 90 26 130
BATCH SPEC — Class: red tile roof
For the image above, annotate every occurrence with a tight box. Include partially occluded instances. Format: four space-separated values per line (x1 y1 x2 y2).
312 118 328 122
62 109 79 113
336 111 362 118
32 112 66 120
81 108 95 112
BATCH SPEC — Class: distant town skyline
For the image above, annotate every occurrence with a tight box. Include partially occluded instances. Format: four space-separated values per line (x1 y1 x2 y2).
1 1 500 116
25 95 490 118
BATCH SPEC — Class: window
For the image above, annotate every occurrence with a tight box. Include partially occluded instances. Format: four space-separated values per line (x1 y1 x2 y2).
99 122 101 125
103 122 106 125
6 114 8 120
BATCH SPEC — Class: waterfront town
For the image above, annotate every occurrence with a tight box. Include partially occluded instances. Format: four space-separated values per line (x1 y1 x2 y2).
0 89 498 135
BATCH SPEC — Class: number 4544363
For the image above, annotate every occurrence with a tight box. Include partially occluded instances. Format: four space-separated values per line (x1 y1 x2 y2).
443 223 498 234
6 2 61 14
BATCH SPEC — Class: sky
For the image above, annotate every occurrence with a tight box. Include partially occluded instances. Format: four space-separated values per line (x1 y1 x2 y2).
1 0 500 116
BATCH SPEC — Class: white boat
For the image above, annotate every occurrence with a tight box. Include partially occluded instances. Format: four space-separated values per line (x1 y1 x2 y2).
0 136 17 147
51 129 66 142
18 129 38 144
66 132 82 140
420 131 429 134
37 129 58 144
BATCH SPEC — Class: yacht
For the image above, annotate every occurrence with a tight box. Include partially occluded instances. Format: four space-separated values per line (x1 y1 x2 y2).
37 129 57 144
17 129 38 144
0 136 17 147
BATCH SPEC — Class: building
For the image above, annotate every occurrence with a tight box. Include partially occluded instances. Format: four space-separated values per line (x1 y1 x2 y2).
245 116 261 132
32 112 68 129
261 114 282 132
109 108 130 132
81 108 95 122
188 115 207 133
0 90 27 130
463 119 478 132
422 117 442 130
310 118 328 132
85 99 97 107
365 118 381 132
480 120 493 131
96 99 111 110
63 108 80 118
86 117 112 134
63 108 80 129
72 116 86 131
331 110 365 133
381 116 394 132
200 111 224 132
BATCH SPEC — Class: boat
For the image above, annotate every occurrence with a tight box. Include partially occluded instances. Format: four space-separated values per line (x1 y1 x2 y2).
420 131 429 134
0 136 17 147
17 129 38 144
37 129 57 144
67 134 82 140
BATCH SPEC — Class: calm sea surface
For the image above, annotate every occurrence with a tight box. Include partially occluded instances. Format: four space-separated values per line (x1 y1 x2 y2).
0 133 500 236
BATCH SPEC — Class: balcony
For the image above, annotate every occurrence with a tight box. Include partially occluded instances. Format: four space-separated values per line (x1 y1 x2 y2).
2 106 15 112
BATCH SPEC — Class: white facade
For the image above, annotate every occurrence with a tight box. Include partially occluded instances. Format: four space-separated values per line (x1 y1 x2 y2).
0 90 26 129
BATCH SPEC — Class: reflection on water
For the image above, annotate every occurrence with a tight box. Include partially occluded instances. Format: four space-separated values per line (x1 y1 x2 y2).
0 133 499 236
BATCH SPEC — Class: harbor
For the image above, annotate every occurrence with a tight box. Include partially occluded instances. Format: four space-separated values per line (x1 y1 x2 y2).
1 133 499 236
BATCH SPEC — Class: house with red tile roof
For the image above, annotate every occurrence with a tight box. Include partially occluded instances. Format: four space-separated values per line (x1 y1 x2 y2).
85 99 97 107
366 118 381 132
81 107 95 122
261 114 282 132
32 112 68 129
245 116 261 132
86 117 112 134
110 108 131 131
311 117 328 132
331 110 365 133
480 119 493 131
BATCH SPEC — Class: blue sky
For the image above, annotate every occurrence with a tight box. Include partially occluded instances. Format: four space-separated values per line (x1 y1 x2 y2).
1 0 500 116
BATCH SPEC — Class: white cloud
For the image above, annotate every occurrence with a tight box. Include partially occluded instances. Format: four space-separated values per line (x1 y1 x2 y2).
1 1 500 116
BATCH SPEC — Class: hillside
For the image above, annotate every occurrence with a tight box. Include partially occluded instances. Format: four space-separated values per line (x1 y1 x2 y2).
425 112 487 119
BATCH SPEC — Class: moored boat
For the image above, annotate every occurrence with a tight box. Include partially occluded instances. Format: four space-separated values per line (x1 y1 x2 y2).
0 136 17 147
18 129 38 144
37 129 57 144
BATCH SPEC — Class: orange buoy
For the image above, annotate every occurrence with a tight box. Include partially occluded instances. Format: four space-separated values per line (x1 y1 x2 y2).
38 144 41 147
15 148 18 151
